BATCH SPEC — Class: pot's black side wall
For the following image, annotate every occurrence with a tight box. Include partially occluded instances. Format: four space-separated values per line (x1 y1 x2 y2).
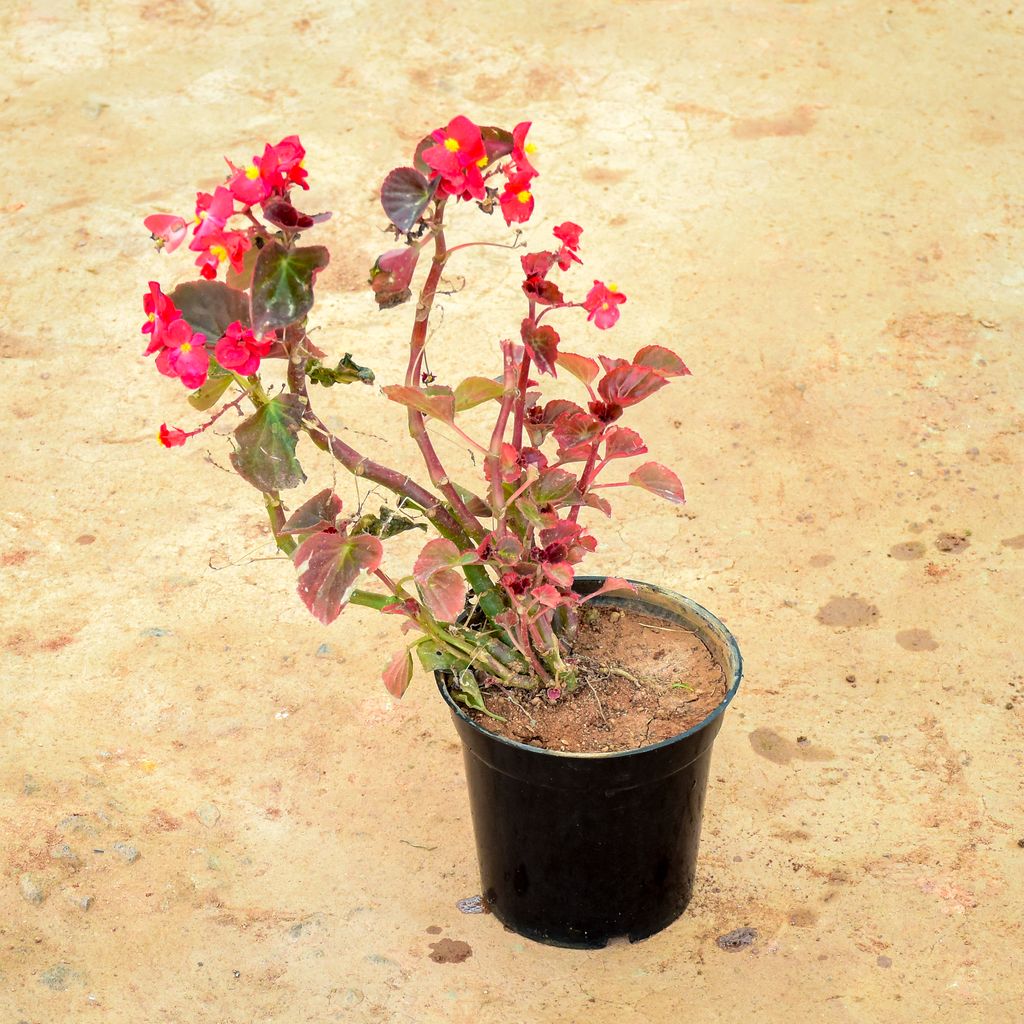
439 578 743 949
448 707 724 948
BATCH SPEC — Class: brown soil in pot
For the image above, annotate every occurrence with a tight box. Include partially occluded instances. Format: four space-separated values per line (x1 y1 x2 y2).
467 605 727 753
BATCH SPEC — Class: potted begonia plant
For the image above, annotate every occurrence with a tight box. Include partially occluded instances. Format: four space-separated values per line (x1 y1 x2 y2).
139 117 742 948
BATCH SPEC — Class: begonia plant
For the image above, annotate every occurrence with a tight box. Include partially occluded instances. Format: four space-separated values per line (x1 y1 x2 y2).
140 117 690 714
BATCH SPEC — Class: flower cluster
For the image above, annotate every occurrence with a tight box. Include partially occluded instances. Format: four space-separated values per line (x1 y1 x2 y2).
138 116 690 706
422 116 539 227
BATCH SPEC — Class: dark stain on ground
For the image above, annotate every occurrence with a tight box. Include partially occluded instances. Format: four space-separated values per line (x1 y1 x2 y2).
732 105 817 138
749 728 835 764
75 534 96 545
809 554 835 567
896 628 939 651
716 927 758 950
2 548 33 567
425 925 442 935
935 532 970 553
428 938 473 964
1000 534 1024 549
889 541 926 560
816 595 880 627
788 908 818 927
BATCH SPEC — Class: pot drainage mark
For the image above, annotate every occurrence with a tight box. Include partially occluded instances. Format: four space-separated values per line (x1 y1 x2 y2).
456 894 489 914
716 927 758 951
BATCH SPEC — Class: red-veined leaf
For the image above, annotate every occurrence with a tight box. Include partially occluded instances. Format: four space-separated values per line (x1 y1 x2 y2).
381 384 455 424
603 426 648 460
280 489 343 536
454 375 506 411
370 247 420 309
413 538 469 622
552 411 602 453
251 240 330 334
543 561 575 588
293 530 383 624
556 351 600 386
634 344 691 377
382 648 414 699
598 365 669 407
531 583 564 609
585 492 613 517
229 393 307 493
534 468 580 505
627 462 686 504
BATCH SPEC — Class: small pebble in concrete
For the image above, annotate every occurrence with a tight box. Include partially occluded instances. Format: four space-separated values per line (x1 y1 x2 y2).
39 963 78 991
64 890 93 910
716 927 758 951
196 804 221 828
456 895 487 914
877 955 892 968
112 841 139 863
50 843 80 865
19 873 46 905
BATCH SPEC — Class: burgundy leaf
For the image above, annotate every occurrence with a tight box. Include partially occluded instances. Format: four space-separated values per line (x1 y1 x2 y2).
585 492 613 517
280 489 343 536
262 198 332 230
520 319 560 376
627 462 686 504
293 531 383 624
603 426 648 460
634 344 691 377
534 468 579 505
521 251 556 279
598 365 669 407
523 276 564 306
370 247 420 310
531 584 564 609
382 648 414 699
413 538 471 622
552 411 602 453
380 166 437 233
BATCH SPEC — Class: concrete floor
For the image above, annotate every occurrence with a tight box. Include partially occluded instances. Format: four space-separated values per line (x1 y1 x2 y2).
2 1 1022 1020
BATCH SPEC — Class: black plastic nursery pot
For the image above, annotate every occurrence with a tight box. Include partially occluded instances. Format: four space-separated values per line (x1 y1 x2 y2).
437 576 743 949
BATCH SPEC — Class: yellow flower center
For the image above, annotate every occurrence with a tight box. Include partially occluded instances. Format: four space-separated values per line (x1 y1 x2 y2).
525 142 538 155
517 190 531 204
477 155 489 168
444 137 461 152
608 283 618 292
180 342 192 354
194 212 205 226
147 313 156 322
601 302 610 311
245 163 260 180
209 244 228 262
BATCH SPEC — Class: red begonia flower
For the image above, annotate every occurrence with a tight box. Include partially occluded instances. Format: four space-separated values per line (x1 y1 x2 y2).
226 136 308 207
193 229 251 281
141 281 182 354
144 214 188 253
191 187 235 248
500 171 535 225
422 116 486 179
158 424 189 448
154 318 209 389
583 280 626 329
214 321 274 376
553 222 583 250
511 121 538 177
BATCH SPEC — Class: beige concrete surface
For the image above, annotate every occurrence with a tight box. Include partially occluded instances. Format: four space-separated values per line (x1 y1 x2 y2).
2 1 1022 1021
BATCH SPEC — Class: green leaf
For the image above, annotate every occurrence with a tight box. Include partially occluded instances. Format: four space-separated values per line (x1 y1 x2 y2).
187 368 234 412
229 394 307 493
251 240 330 334
454 376 506 412
415 644 460 673
534 468 580 505
380 167 438 233
452 669 505 721
306 354 375 387
170 280 249 339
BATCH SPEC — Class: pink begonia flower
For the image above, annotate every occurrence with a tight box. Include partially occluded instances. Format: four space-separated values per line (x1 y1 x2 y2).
553 222 583 250
154 318 209 389
191 186 235 248
141 281 182 354
158 424 189 448
144 214 188 253
422 116 488 200
214 321 273 376
583 280 626 330
193 229 251 281
499 171 535 225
